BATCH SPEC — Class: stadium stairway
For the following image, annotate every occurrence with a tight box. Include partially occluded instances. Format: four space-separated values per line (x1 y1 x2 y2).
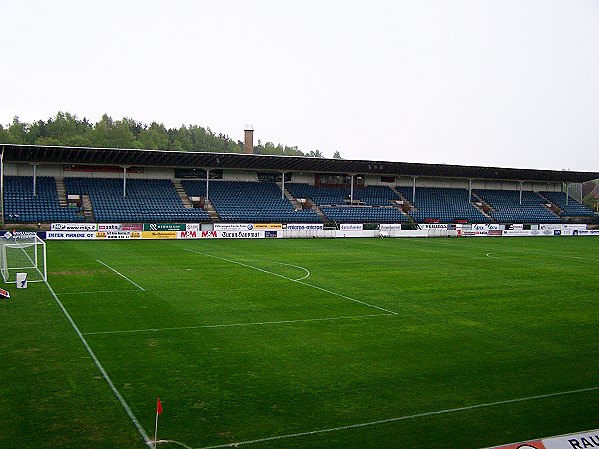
55 177 68 207
312 204 329 223
82 195 95 222
203 198 220 221
172 179 194 209
470 192 495 220
282 187 303 211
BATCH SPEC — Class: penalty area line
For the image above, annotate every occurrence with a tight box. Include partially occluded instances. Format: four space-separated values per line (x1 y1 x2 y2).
197 386 599 449
185 249 398 316
82 313 395 336
96 260 145 291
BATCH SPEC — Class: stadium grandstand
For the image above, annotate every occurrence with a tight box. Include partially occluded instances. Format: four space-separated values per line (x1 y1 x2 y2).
1 144 598 226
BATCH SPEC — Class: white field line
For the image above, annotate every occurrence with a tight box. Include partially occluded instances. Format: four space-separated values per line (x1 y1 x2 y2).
236 259 311 281
56 289 141 296
82 313 394 336
42 279 152 448
485 251 599 263
96 260 145 291
196 386 599 449
185 249 398 316
436 241 599 263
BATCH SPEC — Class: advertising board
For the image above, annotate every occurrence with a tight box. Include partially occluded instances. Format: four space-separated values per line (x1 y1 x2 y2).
46 231 97 240
143 224 186 231
283 224 324 230
253 223 283 230
340 223 364 231
51 223 98 231
141 231 177 239
214 223 254 231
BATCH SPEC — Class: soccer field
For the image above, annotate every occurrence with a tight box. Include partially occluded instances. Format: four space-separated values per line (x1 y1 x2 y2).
1 237 597 449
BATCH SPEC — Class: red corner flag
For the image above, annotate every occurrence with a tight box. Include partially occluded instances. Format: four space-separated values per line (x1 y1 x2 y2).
154 398 163 448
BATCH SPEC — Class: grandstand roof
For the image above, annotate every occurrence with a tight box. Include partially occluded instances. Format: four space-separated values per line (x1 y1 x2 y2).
2 144 598 183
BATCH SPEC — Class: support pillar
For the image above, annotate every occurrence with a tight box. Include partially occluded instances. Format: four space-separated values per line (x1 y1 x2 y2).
33 164 37 197
412 177 417 203
123 166 128 197
519 181 523 205
205 169 210 201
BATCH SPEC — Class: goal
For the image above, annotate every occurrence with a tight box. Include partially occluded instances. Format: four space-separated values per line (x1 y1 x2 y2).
0 234 47 284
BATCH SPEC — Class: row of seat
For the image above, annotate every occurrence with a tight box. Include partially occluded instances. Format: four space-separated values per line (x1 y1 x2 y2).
3 176 597 224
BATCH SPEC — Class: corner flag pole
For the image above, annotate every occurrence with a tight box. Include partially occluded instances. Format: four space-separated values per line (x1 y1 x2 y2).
154 398 162 448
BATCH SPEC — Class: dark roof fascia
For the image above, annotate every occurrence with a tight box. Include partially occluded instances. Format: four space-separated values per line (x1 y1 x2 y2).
1 144 598 183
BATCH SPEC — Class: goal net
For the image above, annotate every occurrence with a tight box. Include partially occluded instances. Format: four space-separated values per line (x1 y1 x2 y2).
0 234 47 283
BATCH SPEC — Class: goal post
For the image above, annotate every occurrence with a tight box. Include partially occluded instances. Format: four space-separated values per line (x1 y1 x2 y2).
0 234 47 284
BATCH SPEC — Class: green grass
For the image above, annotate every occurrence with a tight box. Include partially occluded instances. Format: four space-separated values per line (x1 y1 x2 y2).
1 237 598 449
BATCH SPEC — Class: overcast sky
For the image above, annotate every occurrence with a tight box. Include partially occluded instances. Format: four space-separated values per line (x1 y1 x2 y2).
2 1 598 171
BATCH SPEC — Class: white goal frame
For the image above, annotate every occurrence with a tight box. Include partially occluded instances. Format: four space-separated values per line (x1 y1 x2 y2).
0 234 47 283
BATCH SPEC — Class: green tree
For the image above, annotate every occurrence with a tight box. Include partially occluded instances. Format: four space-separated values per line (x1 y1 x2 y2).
333 150 343 159
91 114 135 148
138 122 169 150
7 117 30 144
306 149 324 158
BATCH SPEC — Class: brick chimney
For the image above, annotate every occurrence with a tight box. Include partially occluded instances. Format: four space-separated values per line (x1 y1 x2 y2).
244 125 254 154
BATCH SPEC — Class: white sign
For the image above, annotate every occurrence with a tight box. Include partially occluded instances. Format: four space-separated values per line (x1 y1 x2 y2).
379 224 404 231
46 231 97 240
418 224 448 230
543 429 599 449
98 223 122 231
340 223 363 231
16 273 27 289
185 223 201 232
51 223 98 231
218 230 264 239
283 224 324 230
213 223 254 231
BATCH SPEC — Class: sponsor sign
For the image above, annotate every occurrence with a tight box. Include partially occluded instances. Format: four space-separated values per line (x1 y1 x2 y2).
488 230 503 236
265 230 278 238
143 223 186 231
51 223 98 231
46 231 97 240
98 223 122 231
283 223 324 230
177 230 198 239
96 231 141 240
543 429 599 449
578 229 599 236
340 223 363 231
214 223 254 231
253 223 283 230
562 224 587 230
490 428 599 449
419 224 449 230
219 230 264 239
199 230 218 238
121 223 143 231
0 231 38 240
141 231 177 239
379 224 404 231
185 223 201 232
488 224 501 230
539 224 562 230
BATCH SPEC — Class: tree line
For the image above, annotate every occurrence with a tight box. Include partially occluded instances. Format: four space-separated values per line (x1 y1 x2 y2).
0 112 342 158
